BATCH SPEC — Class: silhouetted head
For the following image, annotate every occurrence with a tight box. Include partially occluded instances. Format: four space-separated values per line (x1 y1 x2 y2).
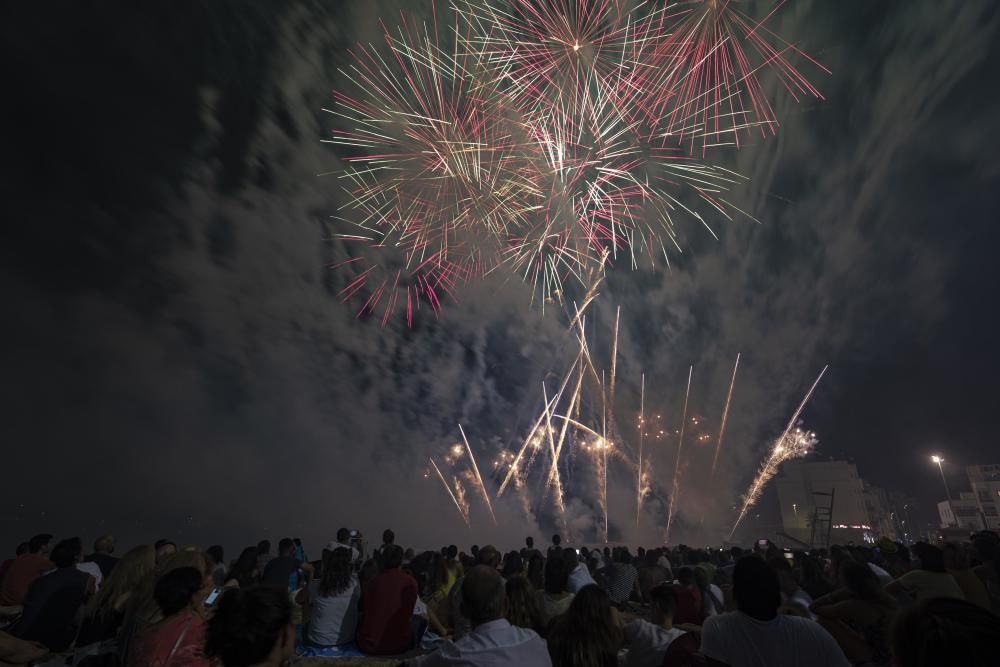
733 556 781 621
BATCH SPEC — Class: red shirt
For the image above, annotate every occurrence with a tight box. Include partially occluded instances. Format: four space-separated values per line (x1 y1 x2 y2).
127 611 210 667
357 567 418 655
672 585 703 625
0 553 53 606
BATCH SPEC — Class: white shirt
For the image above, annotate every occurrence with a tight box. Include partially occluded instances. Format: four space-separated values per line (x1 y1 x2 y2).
701 611 850 667
567 563 596 593
413 618 552 667
867 562 893 586
76 561 103 591
624 619 686 667
306 576 360 646
703 583 724 617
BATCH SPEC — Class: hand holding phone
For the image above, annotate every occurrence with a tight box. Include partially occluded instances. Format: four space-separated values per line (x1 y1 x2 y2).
204 587 222 606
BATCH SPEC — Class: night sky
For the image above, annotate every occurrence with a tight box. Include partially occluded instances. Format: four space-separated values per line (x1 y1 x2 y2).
2 1 999 554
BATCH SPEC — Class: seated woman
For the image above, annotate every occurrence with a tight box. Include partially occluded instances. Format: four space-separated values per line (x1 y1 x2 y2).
206 587 295 667
126 566 211 667
505 575 546 636
75 544 156 662
810 561 896 665
547 584 623 667
295 547 360 648
224 547 260 589
536 555 574 628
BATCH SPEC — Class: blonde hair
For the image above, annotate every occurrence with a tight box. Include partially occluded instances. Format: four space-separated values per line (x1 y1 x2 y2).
85 544 156 620
121 549 209 654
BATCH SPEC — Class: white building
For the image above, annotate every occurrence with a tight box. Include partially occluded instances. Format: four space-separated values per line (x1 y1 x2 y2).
776 461 875 547
966 464 1000 530
937 492 985 530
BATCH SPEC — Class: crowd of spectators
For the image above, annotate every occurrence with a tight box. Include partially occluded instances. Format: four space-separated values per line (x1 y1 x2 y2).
0 528 998 666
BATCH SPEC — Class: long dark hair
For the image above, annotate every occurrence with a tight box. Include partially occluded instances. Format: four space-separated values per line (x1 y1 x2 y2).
206 586 291 666
226 547 260 588
318 547 354 598
527 553 545 590
547 584 622 667
840 561 893 606
505 575 546 636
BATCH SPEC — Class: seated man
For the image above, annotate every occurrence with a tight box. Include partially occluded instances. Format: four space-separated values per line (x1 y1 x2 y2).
0 535 52 607
357 545 418 655
700 556 849 667
10 538 95 653
84 535 119 579
624 584 688 667
262 537 313 591
412 565 551 666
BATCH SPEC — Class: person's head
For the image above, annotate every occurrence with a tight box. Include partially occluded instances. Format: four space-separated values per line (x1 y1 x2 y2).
14 542 27 556
86 544 157 619
477 544 500 568
93 535 115 555
505 575 542 632
278 538 295 557
766 556 799 597
447 544 458 561
153 566 204 617
461 565 506 627
381 544 404 569
561 546 580 571
256 540 271 556
650 584 678 626
50 537 83 569
942 542 970 571
206 545 224 568
527 553 545 587
28 533 52 555
912 542 946 573
549 584 623 667
404 547 415 562
676 566 694 586
206 586 294 667
526 536 534 549
231 547 259 579
471 544 480 557
693 565 711 592
892 597 1000 667
502 551 524 578
382 529 395 546
552 533 562 547
319 547 354 598
336 528 350 544
545 552 570 594
155 540 177 561
838 561 883 601
733 556 781 621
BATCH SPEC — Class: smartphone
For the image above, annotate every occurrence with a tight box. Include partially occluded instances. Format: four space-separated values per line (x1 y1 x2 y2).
784 552 794 561
204 587 222 606
757 539 768 547
349 530 359 538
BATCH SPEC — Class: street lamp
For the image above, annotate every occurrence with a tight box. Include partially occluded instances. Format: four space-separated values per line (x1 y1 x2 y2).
931 455 952 501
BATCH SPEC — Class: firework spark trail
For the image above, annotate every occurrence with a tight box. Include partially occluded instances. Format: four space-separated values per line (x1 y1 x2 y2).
497 346 582 498
711 353 741 474
645 0 828 155
459 423 498 525
728 365 829 541
665 364 693 544
636 372 645 528
540 384 570 536
601 371 609 543
453 475 471 524
430 457 470 527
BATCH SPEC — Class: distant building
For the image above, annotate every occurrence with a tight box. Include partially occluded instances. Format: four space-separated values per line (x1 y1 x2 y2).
863 483 900 541
776 461 876 547
937 492 986 531
966 464 1000 530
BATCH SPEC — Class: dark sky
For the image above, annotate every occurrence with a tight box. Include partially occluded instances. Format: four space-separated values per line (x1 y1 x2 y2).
2 1 999 555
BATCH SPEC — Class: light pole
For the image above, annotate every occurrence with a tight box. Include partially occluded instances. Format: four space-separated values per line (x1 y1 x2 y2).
931 455 952 501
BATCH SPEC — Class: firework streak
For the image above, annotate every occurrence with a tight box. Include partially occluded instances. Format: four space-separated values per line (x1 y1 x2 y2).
728 365 828 540
327 1 826 324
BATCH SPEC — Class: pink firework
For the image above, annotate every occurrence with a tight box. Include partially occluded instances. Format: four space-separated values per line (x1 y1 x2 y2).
645 0 829 154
